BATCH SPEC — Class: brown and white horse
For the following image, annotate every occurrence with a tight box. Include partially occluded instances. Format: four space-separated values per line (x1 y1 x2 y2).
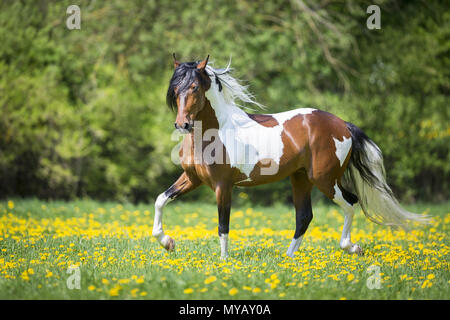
152 55 429 259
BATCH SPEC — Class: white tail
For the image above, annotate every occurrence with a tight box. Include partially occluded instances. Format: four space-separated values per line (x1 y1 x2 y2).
344 123 430 229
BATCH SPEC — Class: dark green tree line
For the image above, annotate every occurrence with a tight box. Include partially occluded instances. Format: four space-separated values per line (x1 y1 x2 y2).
0 0 448 203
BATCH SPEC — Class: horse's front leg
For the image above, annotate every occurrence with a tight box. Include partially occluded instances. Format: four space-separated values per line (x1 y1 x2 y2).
216 183 232 259
153 172 200 250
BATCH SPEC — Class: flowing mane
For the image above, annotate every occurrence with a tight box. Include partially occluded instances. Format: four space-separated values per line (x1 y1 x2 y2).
166 58 264 112
204 61 265 111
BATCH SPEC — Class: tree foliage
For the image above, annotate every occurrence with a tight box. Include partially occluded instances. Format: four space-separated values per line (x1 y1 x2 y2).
0 0 448 203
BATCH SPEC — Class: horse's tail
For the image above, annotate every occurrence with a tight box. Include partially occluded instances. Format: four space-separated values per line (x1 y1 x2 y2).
342 122 430 229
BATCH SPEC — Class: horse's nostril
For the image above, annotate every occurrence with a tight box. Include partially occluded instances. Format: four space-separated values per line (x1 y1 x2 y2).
183 123 190 130
174 123 178 129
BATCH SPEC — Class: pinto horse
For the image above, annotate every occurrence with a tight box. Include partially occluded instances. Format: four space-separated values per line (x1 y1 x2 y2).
152 55 429 258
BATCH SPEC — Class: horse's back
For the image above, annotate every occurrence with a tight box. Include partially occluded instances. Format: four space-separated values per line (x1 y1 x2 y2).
267 108 352 186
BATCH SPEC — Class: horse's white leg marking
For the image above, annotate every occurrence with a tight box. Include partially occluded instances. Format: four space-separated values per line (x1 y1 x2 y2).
286 235 303 257
332 183 363 255
333 136 352 167
219 233 228 259
340 205 354 250
152 192 174 249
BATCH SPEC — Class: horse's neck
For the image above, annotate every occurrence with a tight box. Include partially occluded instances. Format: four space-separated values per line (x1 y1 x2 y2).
204 90 251 129
196 100 220 131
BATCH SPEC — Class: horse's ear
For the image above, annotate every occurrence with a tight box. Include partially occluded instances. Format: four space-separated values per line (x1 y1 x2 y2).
197 55 209 70
173 53 180 68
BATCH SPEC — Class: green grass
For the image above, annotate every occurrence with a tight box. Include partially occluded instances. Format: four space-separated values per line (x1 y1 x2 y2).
0 198 448 299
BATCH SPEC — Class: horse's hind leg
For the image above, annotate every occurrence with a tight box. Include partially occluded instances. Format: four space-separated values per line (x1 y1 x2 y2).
286 170 313 258
153 172 201 250
215 182 232 259
333 183 363 255
313 176 363 255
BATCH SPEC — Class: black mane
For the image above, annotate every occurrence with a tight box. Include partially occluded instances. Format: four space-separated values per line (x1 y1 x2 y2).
166 61 209 111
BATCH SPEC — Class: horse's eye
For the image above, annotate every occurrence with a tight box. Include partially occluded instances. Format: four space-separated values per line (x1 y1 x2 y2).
192 85 199 92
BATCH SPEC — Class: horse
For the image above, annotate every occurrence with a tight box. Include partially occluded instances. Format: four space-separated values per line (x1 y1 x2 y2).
152 54 429 259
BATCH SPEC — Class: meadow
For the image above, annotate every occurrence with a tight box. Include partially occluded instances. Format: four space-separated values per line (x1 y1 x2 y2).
0 197 448 300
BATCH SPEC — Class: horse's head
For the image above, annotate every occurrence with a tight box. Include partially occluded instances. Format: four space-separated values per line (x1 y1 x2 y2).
167 54 212 133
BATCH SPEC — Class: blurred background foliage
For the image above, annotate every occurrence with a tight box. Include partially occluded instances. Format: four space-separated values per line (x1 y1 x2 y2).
0 0 448 205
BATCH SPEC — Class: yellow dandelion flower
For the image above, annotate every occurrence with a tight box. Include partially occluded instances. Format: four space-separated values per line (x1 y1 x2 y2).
7 201 14 209
21 271 29 281
109 285 122 297
118 279 130 284
421 280 433 289
88 285 96 291
238 192 248 199
184 288 194 294
136 276 144 284
130 288 139 297
229 288 238 296
204 276 217 284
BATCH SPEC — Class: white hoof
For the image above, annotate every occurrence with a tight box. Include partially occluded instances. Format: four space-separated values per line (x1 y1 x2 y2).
286 236 303 258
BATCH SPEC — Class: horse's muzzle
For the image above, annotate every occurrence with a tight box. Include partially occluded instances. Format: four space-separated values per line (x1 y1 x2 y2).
174 122 193 133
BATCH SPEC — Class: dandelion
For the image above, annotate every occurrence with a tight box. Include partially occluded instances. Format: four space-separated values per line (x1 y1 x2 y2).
118 279 130 284
184 288 194 294
238 192 248 200
229 288 238 296
421 280 433 289
109 285 122 297
204 276 217 284
21 271 30 281
130 288 139 298
88 285 96 291
7 201 14 209
135 276 144 284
